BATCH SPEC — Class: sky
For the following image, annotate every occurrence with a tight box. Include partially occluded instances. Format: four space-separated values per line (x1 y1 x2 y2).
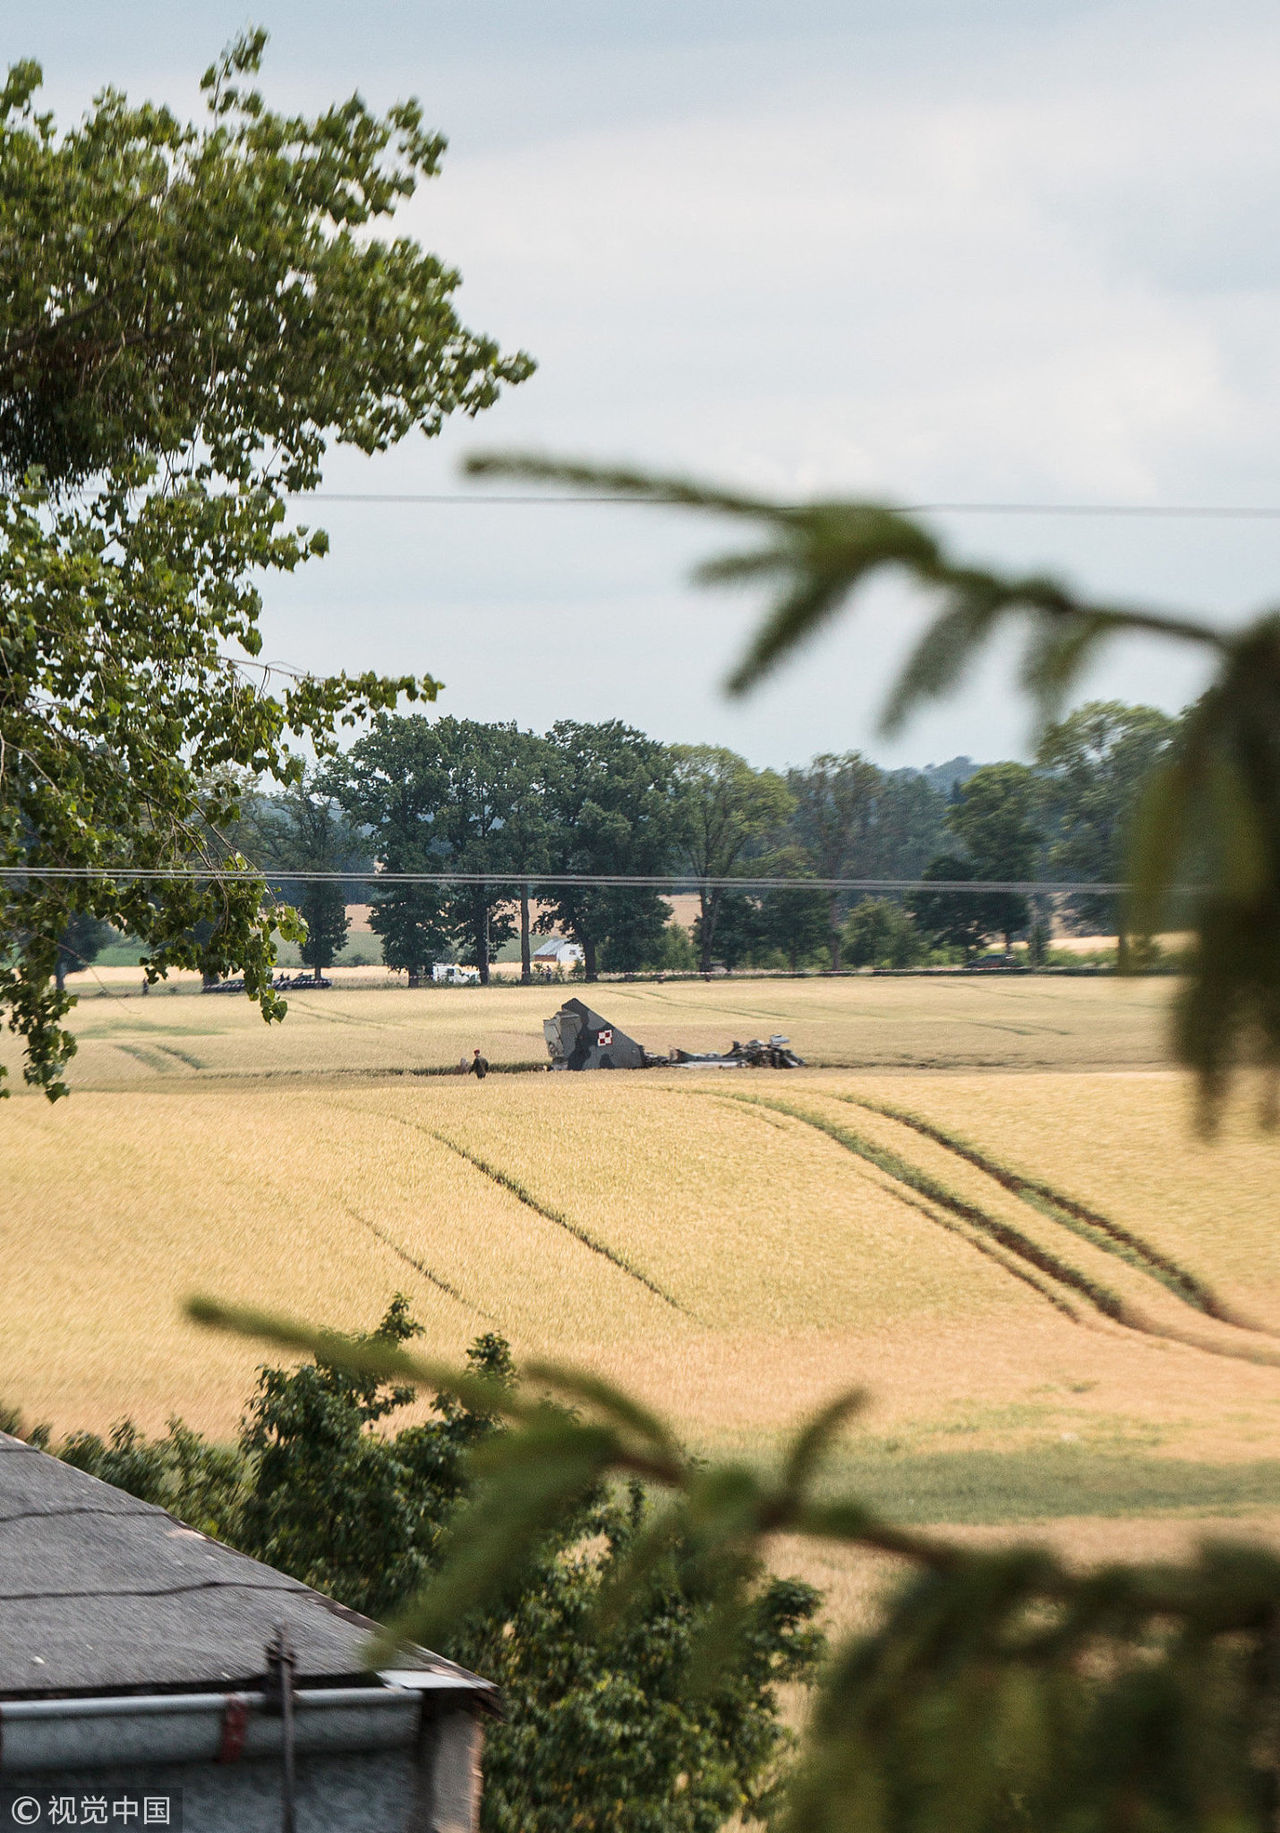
15 0 1280 769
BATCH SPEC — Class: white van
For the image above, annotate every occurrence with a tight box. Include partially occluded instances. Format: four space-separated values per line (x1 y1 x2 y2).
432 962 480 985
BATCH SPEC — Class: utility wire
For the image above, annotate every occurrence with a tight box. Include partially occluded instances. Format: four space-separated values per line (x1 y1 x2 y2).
0 867 1155 894
287 493 1280 519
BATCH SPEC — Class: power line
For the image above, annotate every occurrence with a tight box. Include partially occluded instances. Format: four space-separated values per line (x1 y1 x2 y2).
0 867 1148 894
287 492 1280 519
907 505 1280 520
291 493 633 505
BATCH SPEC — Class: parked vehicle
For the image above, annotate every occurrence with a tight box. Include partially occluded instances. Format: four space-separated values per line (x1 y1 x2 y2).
432 963 481 985
203 971 331 993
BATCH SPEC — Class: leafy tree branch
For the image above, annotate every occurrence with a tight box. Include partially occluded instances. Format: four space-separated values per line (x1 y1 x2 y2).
0 33 531 1094
193 1294 1280 1833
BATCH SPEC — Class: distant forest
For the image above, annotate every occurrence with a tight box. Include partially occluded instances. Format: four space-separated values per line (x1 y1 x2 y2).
69 699 1179 984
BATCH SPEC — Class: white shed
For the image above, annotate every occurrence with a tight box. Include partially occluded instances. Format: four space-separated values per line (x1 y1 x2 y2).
531 939 583 969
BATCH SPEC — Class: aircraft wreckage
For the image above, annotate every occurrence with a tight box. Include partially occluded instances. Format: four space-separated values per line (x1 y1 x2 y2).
543 997 803 1071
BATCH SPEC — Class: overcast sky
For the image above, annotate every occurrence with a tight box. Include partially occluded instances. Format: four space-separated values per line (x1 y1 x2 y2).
18 0 1280 768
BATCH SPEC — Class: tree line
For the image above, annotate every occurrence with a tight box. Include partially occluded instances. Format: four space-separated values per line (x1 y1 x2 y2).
169 698 1177 986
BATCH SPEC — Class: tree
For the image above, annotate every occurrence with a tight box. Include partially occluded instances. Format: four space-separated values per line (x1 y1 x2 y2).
908 853 991 957
339 716 451 986
0 34 531 1094
860 769 949 878
672 745 792 974
1036 700 1178 961
692 890 759 970
340 716 537 986
541 721 681 981
496 731 555 985
652 916 698 972
462 1503 818 1833
786 753 884 969
945 761 1042 947
53 912 115 992
274 777 358 981
369 884 451 986
841 897 924 969
419 719 522 987
675 759 941 973
754 848 832 971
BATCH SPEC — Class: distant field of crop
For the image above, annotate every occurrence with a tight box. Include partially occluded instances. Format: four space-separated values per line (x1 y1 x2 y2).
0 972 1176 1093
7 971 1280 1566
6 1021 1280 1537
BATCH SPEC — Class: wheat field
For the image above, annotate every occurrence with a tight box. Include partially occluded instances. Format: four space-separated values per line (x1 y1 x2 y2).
6 971 1175 1091
10 972 1280 1655
1 971 1277 1447
6 973 1280 1568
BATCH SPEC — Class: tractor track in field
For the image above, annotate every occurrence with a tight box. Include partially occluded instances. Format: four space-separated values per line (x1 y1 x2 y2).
725 1093 1134 1322
247 1163 489 1318
150 1041 207 1071
344 1205 493 1319
326 1100 691 1316
707 1090 1280 1368
854 1172 1088 1323
112 1042 178 1074
830 1093 1252 1327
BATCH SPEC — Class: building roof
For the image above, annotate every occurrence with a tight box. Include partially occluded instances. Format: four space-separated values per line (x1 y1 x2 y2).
0 1432 486 1702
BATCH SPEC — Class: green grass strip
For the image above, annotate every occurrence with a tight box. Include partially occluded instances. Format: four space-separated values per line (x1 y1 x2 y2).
807 1445 1280 1526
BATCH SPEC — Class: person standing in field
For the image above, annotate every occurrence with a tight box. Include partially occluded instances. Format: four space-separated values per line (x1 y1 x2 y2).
469 1047 489 1080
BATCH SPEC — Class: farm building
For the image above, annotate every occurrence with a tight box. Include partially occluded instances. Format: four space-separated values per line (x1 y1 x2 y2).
530 938 583 971
0 1430 495 1830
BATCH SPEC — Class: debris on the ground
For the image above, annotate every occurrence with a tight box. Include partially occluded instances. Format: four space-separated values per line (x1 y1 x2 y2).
543 998 803 1071
204 971 330 993
543 998 657 1070
671 1035 804 1069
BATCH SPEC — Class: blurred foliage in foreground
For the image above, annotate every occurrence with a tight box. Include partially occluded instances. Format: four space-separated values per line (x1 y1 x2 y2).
8 1300 817 1833
468 455 1280 1128
193 1297 1280 1833
183 464 1280 1828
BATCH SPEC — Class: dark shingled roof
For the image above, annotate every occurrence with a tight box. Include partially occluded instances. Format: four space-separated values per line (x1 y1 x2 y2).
0 1432 482 1701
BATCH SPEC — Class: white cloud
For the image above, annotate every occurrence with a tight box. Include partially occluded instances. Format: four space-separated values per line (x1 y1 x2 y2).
26 0 1280 762
407 4 1273 509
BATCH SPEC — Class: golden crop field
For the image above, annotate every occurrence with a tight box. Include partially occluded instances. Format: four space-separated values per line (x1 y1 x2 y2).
8 969 1174 1090
2 975 1276 1503
5 974 1280 1575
